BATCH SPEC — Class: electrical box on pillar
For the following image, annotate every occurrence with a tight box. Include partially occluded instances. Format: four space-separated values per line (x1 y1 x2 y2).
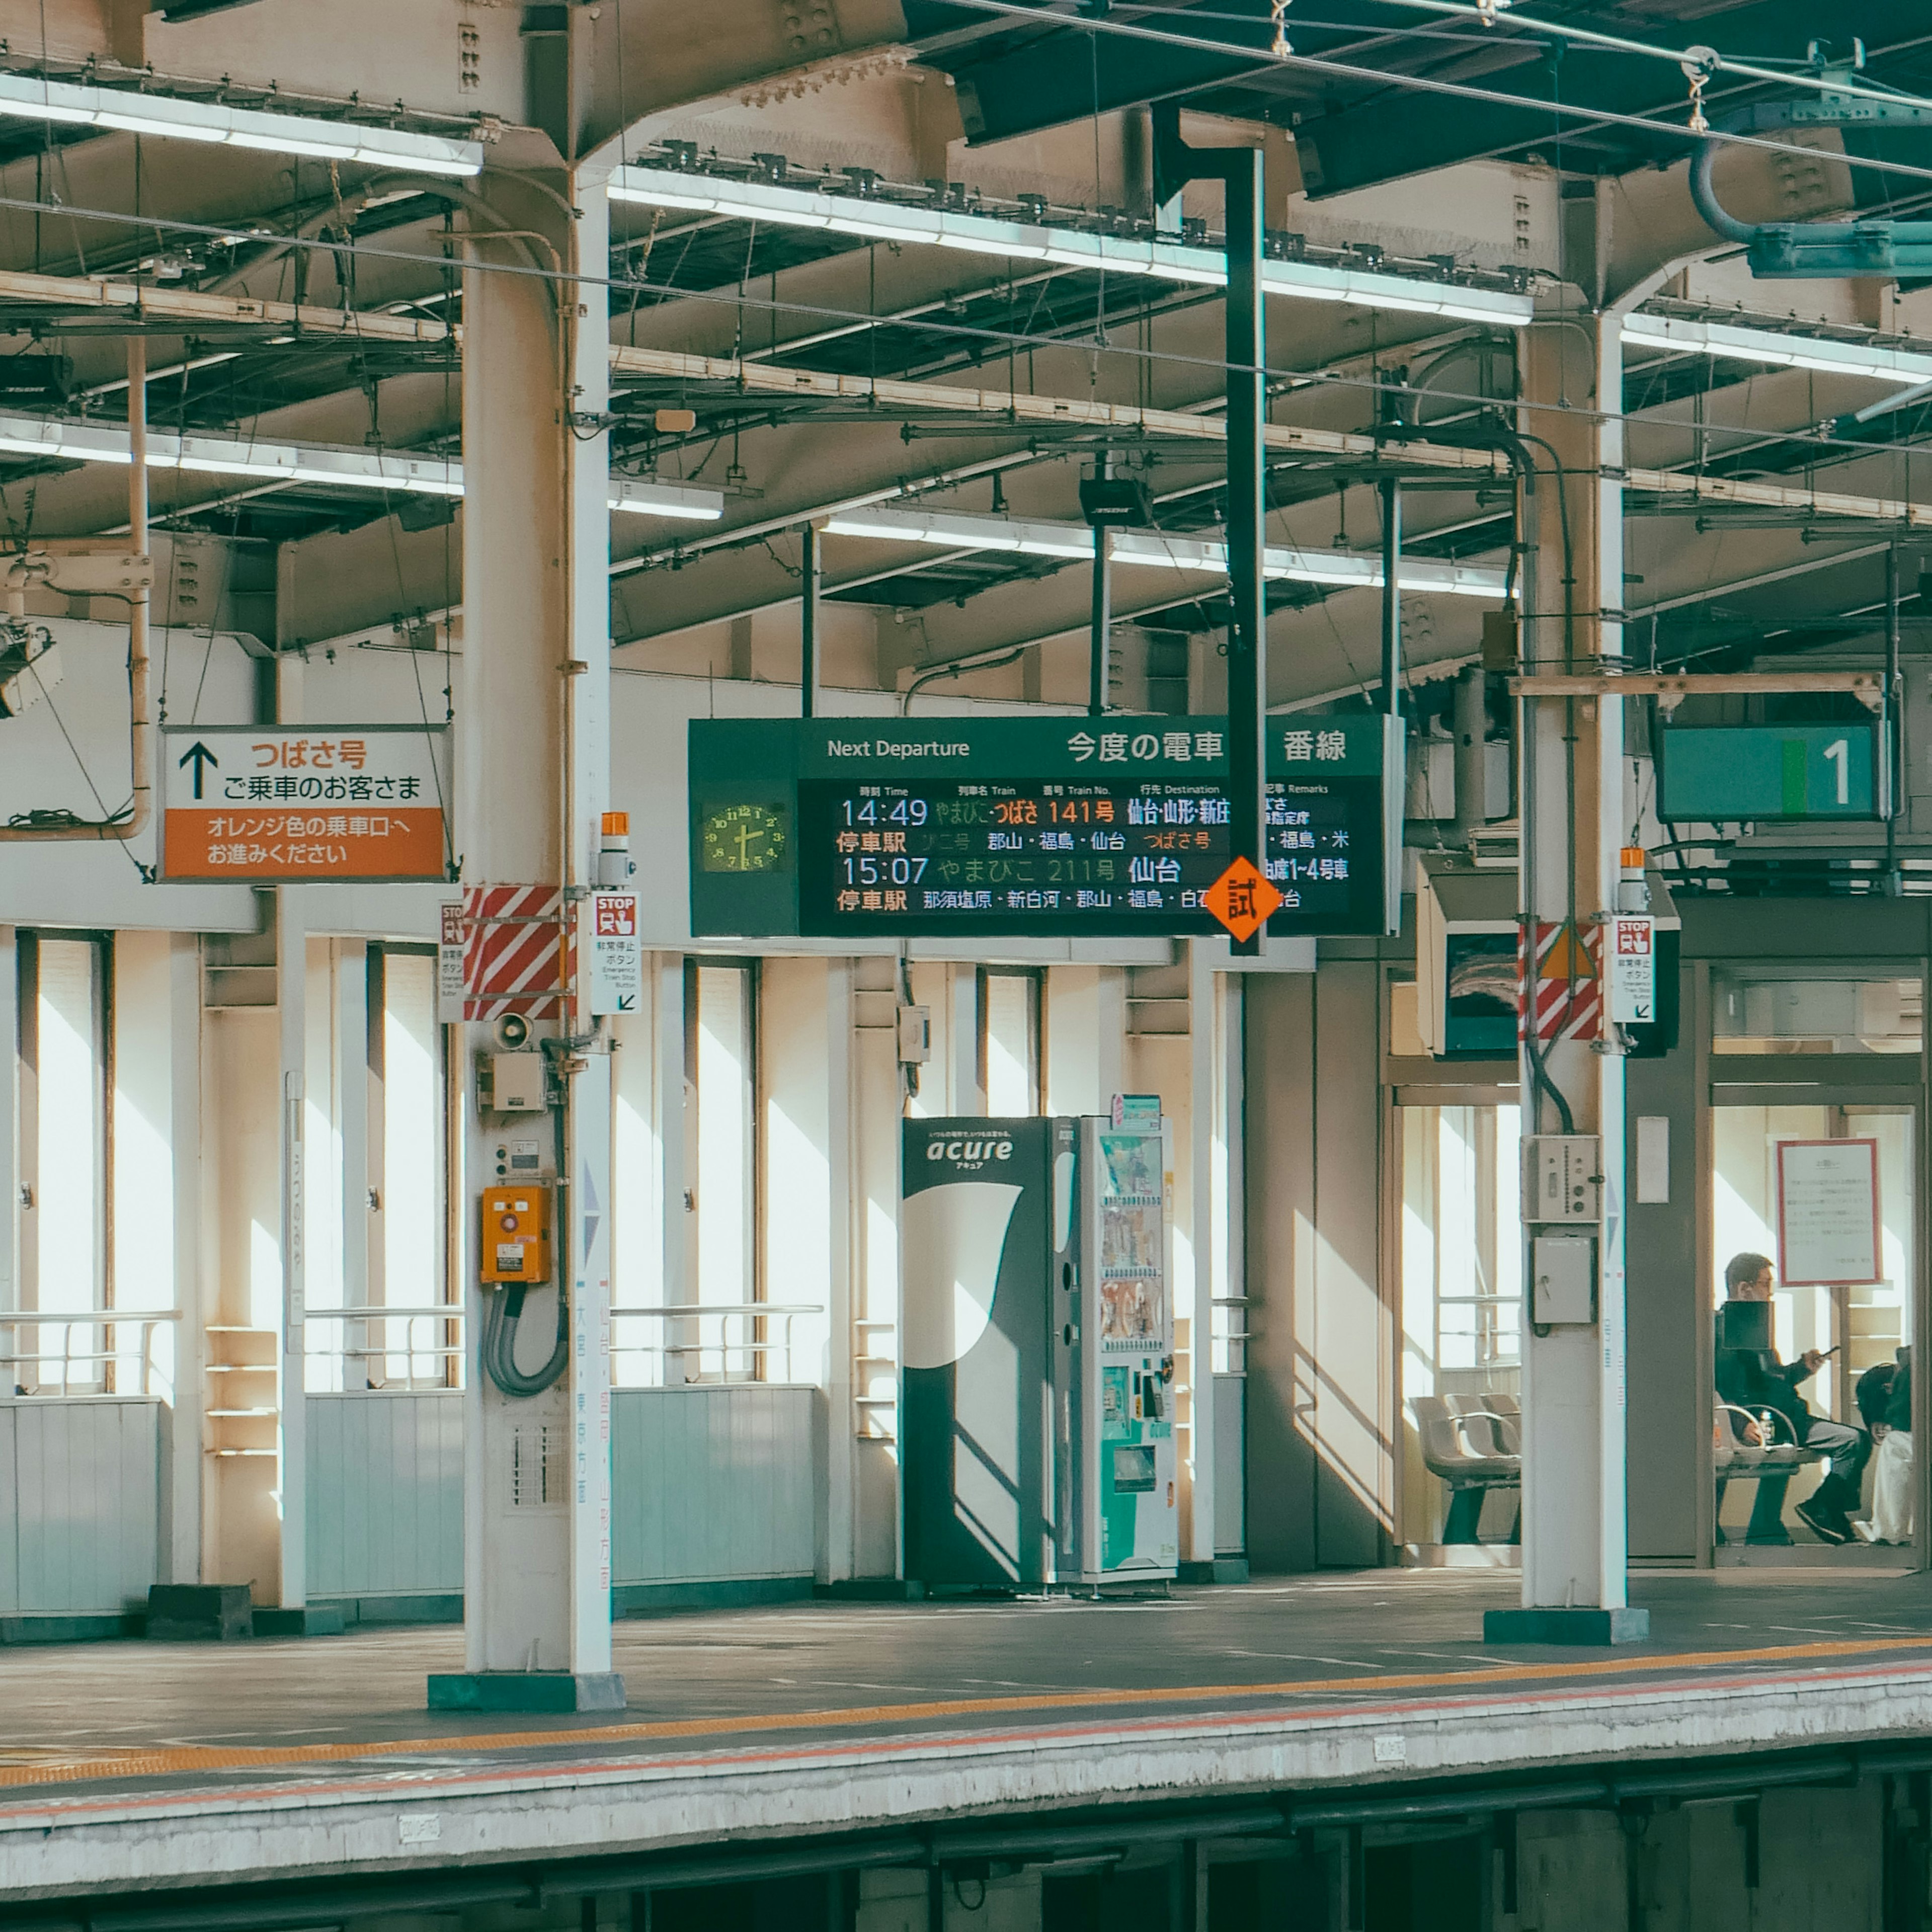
480 1184 553 1285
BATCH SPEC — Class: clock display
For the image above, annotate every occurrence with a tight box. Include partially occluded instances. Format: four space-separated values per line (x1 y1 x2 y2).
702 800 789 873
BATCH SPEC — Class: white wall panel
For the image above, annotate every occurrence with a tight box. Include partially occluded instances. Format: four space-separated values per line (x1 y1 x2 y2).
6 1399 158 1613
306 1392 463 1598
611 1386 815 1584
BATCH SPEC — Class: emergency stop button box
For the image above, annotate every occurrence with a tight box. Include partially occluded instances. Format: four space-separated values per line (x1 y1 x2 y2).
480 1184 552 1284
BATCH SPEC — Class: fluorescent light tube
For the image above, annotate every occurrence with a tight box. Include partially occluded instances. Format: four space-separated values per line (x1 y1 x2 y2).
822 503 1508 598
0 70 482 176
610 479 726 520
1622 311 1932 385
0 412 722 519
610 165 1534 327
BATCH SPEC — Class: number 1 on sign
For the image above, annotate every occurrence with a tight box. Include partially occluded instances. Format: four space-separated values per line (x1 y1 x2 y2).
1824 738 1848 807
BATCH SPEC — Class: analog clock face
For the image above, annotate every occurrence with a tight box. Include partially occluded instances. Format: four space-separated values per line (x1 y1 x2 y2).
701 801 789 873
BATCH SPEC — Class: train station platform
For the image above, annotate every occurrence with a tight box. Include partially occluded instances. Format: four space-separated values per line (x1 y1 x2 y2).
10 1570 1932 1907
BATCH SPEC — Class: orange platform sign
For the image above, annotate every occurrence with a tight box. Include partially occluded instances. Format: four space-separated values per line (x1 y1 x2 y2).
159 726 449 882
1201 855 1283 943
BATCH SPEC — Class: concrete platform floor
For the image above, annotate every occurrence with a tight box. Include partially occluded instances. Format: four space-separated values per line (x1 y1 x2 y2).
8 1567 1932 1768
13 1568 1932 1901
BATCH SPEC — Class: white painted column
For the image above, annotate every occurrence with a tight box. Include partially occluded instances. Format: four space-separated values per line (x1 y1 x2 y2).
447 162 618 1704
565 166 616 1686
1501 313 1636 1641
1184 942 1217 1567
167 933 203 1582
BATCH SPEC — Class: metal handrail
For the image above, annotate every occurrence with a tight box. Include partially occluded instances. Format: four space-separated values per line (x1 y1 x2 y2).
612 1302 825 1384
0 1311 181 1398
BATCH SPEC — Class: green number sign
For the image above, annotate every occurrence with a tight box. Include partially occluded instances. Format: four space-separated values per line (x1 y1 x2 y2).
1656 723 1883 822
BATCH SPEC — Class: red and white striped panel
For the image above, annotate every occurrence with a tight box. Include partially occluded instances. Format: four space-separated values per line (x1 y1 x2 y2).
460 883 572 1021
1518 922 1602 1043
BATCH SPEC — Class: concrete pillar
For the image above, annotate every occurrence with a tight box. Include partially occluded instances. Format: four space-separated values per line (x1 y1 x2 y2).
441 159 618 1708
167 934 203 1581
1184 943 1216 1567
1491 315 1640 1642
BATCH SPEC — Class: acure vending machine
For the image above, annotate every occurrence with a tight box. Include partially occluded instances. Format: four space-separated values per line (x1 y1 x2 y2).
900 1113 1177 1591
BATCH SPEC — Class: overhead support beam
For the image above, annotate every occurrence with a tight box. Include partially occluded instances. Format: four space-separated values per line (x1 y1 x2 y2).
608 345 1932 530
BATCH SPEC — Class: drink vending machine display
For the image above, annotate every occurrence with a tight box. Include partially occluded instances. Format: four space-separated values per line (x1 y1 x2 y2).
900 1114 1177 1590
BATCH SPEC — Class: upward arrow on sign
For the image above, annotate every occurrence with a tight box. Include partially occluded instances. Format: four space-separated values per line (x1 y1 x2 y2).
177 739 218 800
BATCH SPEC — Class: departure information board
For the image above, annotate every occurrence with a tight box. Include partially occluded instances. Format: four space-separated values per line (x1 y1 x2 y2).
688 714 1401 940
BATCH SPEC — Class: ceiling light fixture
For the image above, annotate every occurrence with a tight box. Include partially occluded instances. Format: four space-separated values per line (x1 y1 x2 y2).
0 71 483 177
0 412 722 519
824 505 1506 596
609 166 1533 329
1623 311 1932 385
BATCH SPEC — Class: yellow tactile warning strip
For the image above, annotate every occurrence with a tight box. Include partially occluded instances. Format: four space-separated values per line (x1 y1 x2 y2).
5 1631 1932 1795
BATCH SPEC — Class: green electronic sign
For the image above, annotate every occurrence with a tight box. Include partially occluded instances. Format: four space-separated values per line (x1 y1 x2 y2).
1656 722 1884 822
688 714 1402 940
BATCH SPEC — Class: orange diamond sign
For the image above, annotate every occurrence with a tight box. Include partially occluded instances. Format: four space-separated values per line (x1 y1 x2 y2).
1202 856 1282 943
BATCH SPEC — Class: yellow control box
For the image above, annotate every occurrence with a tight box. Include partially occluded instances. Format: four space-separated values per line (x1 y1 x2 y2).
480 1184 552 1284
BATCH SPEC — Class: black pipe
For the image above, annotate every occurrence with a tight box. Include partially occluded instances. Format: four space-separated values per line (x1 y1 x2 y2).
1089 523 1112 718
801 521 822 719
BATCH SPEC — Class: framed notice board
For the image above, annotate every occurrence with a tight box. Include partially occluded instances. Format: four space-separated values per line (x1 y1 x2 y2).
1776 1138 1881 1285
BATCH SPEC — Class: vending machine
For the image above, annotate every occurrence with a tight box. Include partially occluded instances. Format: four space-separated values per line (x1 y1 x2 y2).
1058 1115 1179 1584
901 1113 1177 1591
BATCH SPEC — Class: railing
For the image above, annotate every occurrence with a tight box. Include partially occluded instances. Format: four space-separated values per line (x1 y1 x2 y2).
612 1302 824 1385
0 1310 181 1398
304 1304 464 1392
1212 1294 1251 1376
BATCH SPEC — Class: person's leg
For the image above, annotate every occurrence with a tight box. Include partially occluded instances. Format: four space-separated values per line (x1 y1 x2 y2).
1744 1472 1793 1543
1800 1419 1873 1526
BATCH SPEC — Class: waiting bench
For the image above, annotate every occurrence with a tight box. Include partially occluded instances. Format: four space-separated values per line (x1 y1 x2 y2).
1413 1393 1520 1545
1715 1402 1825 1546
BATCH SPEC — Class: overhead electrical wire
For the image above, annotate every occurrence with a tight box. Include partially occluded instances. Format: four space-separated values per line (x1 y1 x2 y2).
925 0 1932 194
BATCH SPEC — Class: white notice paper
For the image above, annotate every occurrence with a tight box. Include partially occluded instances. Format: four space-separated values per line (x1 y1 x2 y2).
1777 1138 1881 1285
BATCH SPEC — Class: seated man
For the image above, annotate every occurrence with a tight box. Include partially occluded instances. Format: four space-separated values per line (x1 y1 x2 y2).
1717 1251 1870 1545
